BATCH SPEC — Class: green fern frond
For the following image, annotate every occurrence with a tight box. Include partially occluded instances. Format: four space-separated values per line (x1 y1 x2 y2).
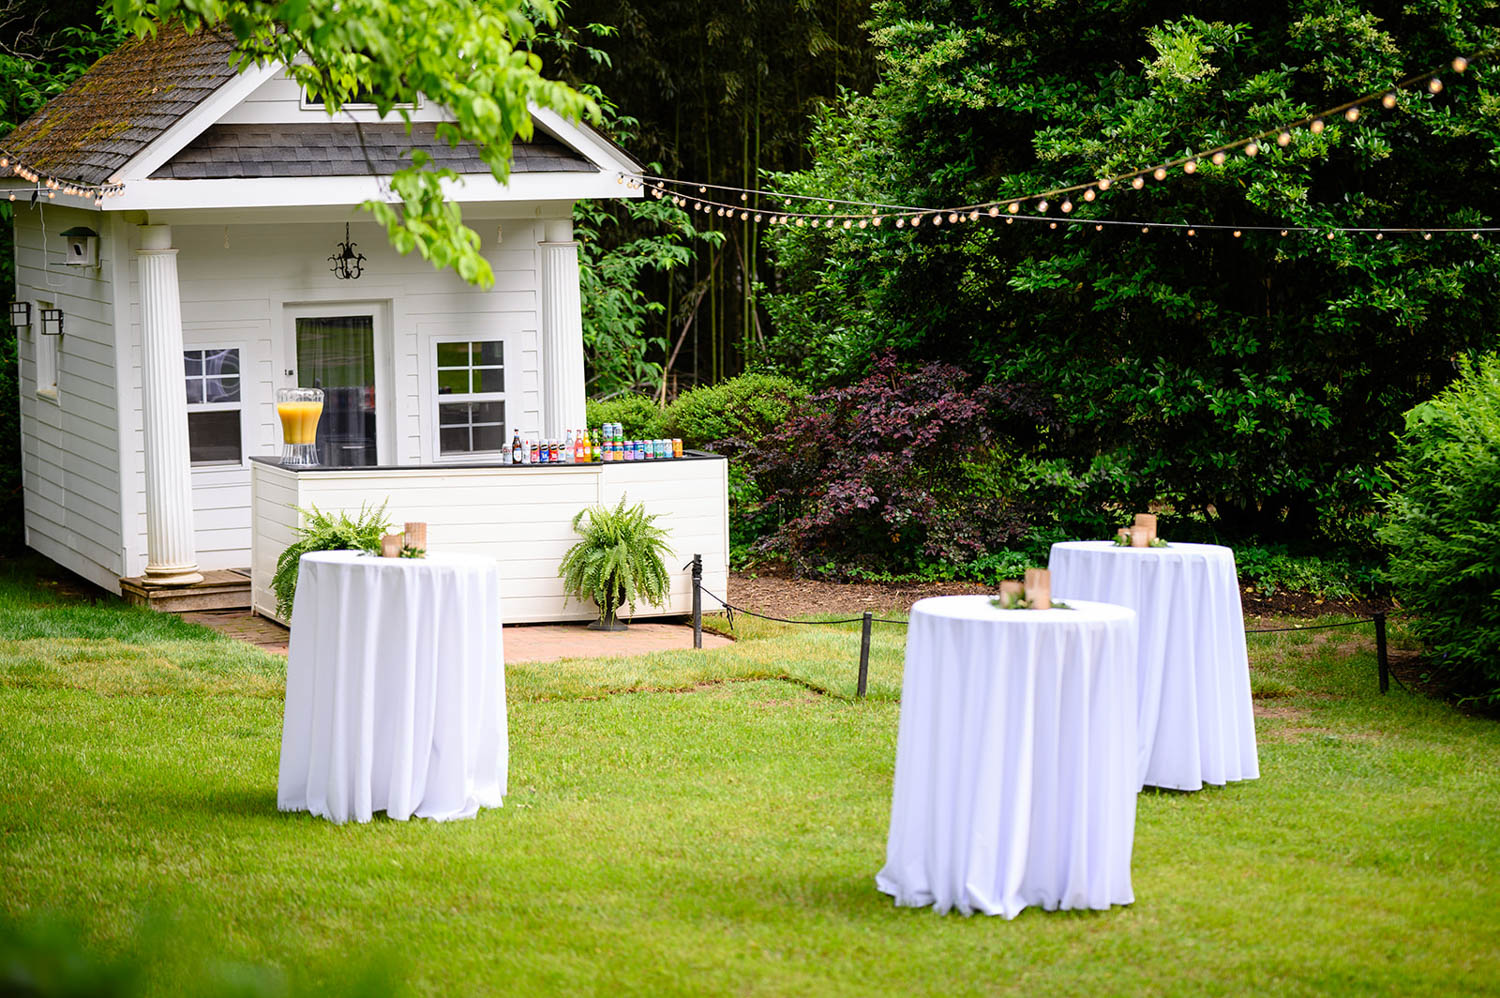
557 495 673 624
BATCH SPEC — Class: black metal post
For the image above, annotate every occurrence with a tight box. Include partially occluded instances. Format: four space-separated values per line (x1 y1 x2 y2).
1375 612 1389 694
857 611 872 699
691 553 703 650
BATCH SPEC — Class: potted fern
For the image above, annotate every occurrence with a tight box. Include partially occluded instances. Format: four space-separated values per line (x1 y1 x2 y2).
558 497 672 630
272 502 391 619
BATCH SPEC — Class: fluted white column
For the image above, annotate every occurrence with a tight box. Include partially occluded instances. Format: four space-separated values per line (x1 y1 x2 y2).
137 224 202 585
539 217 587 438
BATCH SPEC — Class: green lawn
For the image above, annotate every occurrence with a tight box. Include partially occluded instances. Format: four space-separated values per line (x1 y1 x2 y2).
1 558 1498 996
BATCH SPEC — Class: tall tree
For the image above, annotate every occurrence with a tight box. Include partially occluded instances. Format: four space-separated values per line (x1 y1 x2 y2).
764 0 1500 542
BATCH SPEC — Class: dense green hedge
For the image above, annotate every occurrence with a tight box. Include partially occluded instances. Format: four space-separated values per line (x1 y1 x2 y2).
1380 355 1500 703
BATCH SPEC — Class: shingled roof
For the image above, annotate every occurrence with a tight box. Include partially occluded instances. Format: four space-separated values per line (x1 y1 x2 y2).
2 25 236 186
150 122 595 179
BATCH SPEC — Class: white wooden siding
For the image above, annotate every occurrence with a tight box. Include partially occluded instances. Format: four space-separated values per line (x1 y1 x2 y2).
119 216 547 575
217 70 455 125
250 458 731 625
13 204 125 592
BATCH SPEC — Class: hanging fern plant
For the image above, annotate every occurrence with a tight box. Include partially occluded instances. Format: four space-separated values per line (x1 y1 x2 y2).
558 497 672 628
272 502 391 619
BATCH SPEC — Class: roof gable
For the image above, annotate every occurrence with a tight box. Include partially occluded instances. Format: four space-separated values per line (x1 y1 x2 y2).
2 25 236 186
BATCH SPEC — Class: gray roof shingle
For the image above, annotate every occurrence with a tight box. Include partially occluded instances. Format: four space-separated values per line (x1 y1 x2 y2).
2 26 236 185
149 122 596 178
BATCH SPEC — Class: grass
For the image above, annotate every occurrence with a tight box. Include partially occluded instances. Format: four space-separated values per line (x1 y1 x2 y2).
1 557 1498 996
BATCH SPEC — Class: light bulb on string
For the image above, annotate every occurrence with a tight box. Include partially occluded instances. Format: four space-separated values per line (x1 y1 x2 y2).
1006 217 1014 224
1007 202 1019 214
1375 232 1384 240
1310 119 1325 134
1345 107 1360 122
699 186 706 193
1037 199 1048 212
1382 92 1398 109
1245 142 1259 157
1453 56 1469 73
932 214 943 226
1083 189 1096 202
1061 200 1073 213
1423 231 1432 240
1153 167 1167 181
843 219 852 229
1280 230 1289 237
1187 228 1196 236
825 218 835 228
1428 78 1443 93
896 218 905 228
1212 151 1227 165
1094 224 1103 232
947 212 958 223
1098 178 1111 191
912 215 922 226
1049 222 1058 229
1233 230 1242 238
1131 176 1145 190
969 210 980 221
988 205 1000 216
740 192 748 201
1184 160 1197 174
1141 226 1150 233
874 216 884 226
754 214 762 222
1326 231 1336 240
859 219 868 229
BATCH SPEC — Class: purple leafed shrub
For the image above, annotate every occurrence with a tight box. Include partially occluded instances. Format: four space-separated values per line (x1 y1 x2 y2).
744 353 1048 576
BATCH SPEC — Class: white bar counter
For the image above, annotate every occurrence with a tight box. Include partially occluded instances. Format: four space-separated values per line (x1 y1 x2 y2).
250 453 730 625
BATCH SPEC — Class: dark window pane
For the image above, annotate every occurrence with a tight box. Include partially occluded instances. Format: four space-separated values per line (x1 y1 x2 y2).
475 340 503 366
437 369 469 396
471 422 504 452
205 376 240 404
207 349 239 379
183 351 203 378
471 401 505 425
185 378 203 405
296 315 376 467
435 341 470 368
473 367 505 393
438 402 470 426
188 410 241 464
439 427 469 454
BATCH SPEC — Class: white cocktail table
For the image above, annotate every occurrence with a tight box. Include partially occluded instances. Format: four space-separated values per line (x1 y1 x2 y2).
1048 541 1259 792
877 595 1139 918
277 550 507 824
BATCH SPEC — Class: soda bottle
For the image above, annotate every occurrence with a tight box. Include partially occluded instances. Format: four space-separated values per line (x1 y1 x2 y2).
590 428 600 463
511 431 522 464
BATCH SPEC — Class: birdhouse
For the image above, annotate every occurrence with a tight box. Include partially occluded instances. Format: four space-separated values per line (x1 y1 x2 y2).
61 226 98 267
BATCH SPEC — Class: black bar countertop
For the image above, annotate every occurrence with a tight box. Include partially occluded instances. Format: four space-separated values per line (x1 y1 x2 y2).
249 451 725 473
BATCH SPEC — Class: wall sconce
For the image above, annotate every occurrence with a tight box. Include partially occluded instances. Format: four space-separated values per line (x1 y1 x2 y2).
40 308 63 336
9 301 31 328
328 222 365 280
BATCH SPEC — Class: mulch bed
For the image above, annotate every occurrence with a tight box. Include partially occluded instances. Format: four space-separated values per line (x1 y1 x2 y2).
727 565 1394 621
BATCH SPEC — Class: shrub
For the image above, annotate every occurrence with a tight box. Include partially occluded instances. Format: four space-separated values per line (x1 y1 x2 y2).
585 394 663 437
745 353 1048 577
1232 544 1380 600
656 374 808 448
1379 355 1500 703
558 496 672 626
272 503 390 619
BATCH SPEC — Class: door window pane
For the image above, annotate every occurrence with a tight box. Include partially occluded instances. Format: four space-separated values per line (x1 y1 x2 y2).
297 315 376 467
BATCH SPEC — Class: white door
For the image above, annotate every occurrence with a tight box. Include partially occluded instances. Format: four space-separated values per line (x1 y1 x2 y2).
282 303 394 467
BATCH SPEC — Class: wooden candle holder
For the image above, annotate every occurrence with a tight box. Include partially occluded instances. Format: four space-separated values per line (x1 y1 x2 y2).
403 521 428 551
1134 512 1157 543
380 533 404 558
1023 568 1051 610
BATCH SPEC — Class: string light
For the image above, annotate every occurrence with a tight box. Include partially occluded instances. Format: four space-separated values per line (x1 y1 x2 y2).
626 47 1492 242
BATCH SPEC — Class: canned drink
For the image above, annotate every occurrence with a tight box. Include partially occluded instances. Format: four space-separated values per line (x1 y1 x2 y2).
657 439 667 459
673 438 683 458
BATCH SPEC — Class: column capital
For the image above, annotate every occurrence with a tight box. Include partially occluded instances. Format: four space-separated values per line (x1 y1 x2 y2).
138 223 173 251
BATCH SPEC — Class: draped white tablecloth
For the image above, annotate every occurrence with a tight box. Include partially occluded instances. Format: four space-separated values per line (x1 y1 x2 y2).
877 596 1139 918
1048 541 1259 792
277 550 507 824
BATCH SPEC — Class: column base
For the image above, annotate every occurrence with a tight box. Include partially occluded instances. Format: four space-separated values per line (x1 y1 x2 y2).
143 566 205 587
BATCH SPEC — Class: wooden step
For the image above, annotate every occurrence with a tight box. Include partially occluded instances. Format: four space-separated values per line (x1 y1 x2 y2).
119 569 252 613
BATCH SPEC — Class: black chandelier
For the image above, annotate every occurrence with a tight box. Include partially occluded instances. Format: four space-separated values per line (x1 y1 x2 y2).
328 223 366 280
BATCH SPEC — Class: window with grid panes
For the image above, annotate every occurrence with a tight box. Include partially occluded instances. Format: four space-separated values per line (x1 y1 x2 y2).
184 347 242 465
434 339 507 456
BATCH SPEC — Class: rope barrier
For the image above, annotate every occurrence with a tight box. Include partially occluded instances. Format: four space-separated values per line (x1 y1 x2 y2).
689 567 1403 699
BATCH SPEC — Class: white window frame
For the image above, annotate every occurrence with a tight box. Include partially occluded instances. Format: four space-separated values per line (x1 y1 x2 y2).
298 86 420 112
429 335 511 463
185 344 247 468
34 299 58 401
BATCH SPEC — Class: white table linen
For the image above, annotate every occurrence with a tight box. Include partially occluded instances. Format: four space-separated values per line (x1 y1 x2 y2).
877 596 1139 918
277 550 507 824
1048 541 1259 792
